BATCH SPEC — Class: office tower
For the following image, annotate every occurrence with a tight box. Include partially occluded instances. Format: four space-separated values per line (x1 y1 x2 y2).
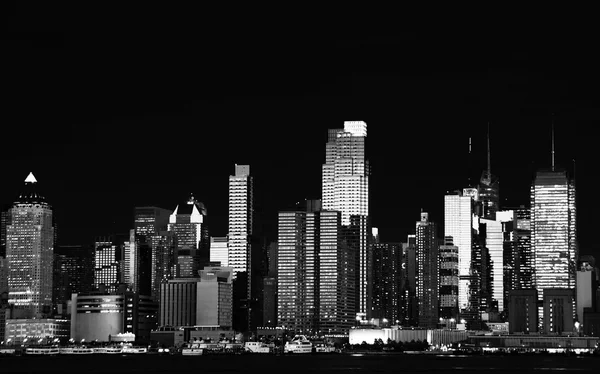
402 235 417 326
321 121 370 318
444 190 473 312
267 241 278 277
464 230 492 329
576 257 597 323
197 267 233 328
439 236 459 321
277 203 356 335
0 257 8 342
168 194 210 278
478 124 499 220
372 241 403 325
479 217 503 312
93 236 121 293
149 231 177 302
210 236 229 267
415 212 439 328
6 173 54 318
228 164 253 277
159 266 233 328
227 164 256 333
543 289 575 334
134 207 171 238
531 169 577 323
133 206 171 297
1 204 10 258
508 289 538 333
52 244 94 314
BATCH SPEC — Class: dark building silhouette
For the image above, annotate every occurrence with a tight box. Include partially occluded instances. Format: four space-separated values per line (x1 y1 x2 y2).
52 244 94 315
372 241 403 325
402 234 417 326
508 289 538 334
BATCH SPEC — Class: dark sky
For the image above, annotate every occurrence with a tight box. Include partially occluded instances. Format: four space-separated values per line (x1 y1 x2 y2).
1 6 598 257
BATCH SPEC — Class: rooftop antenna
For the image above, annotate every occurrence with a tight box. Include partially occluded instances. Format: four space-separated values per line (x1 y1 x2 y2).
551 113 555 171
468 137 472 187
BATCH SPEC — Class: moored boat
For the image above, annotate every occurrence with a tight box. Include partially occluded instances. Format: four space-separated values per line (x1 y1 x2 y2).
284 335 313 354
25 346 60 355
59 346 95 354
181 342 203 356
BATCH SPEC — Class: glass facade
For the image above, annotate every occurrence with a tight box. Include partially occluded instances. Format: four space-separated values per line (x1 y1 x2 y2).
6 174 54 318
371 242 403 325
531 170 577 326
531 172 577 291
322 121 369 317
444 192 473 310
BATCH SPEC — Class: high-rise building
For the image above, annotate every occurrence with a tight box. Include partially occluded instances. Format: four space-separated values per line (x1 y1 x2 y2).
53 244 94 314
210 236 228 267
321 121 370 318
444 190 473 311
168 194 209 278
93 236 122 293
228 164 253 277
402 235 417 326
531 169 577 325
227 164 257 332
277 203 356 335
149 231 177 302
415 212 438 328
479 217 503 312
372 241 403 325
132 207 171 298
439 236 459 321
1 204 11 258
6 173 54 318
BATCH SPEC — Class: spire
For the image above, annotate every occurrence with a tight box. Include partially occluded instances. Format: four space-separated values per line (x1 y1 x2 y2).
24 172 37 184
551 114 555 172
467 137 472 187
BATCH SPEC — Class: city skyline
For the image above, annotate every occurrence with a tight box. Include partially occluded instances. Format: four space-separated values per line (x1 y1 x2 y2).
2 11 598 257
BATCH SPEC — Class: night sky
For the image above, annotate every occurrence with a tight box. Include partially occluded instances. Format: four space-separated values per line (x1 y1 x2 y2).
1 6 598 258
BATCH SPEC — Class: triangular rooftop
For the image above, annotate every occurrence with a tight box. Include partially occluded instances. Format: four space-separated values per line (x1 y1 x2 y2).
24 172 37 183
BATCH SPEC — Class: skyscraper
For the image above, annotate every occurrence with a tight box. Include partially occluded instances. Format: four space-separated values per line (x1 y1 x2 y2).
444 190 473 312
227 164 256 332
439 236 459 321
93 236 121 293
228 164 253 277
372 241 403 326
6 173 54 318
277 202 356 335
415 212 438 328
133 206 172 299
321 121 370 318
531 169 577 323
168 194 209 278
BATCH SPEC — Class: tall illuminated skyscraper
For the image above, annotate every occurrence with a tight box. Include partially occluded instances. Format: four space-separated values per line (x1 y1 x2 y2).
6 173 54 318
415 212 438 328
228 165 253 277
321 121 370 317
531 169 577 315
444 190 473 311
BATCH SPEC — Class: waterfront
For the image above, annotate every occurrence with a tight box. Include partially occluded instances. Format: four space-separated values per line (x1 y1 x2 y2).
1 353 599 373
